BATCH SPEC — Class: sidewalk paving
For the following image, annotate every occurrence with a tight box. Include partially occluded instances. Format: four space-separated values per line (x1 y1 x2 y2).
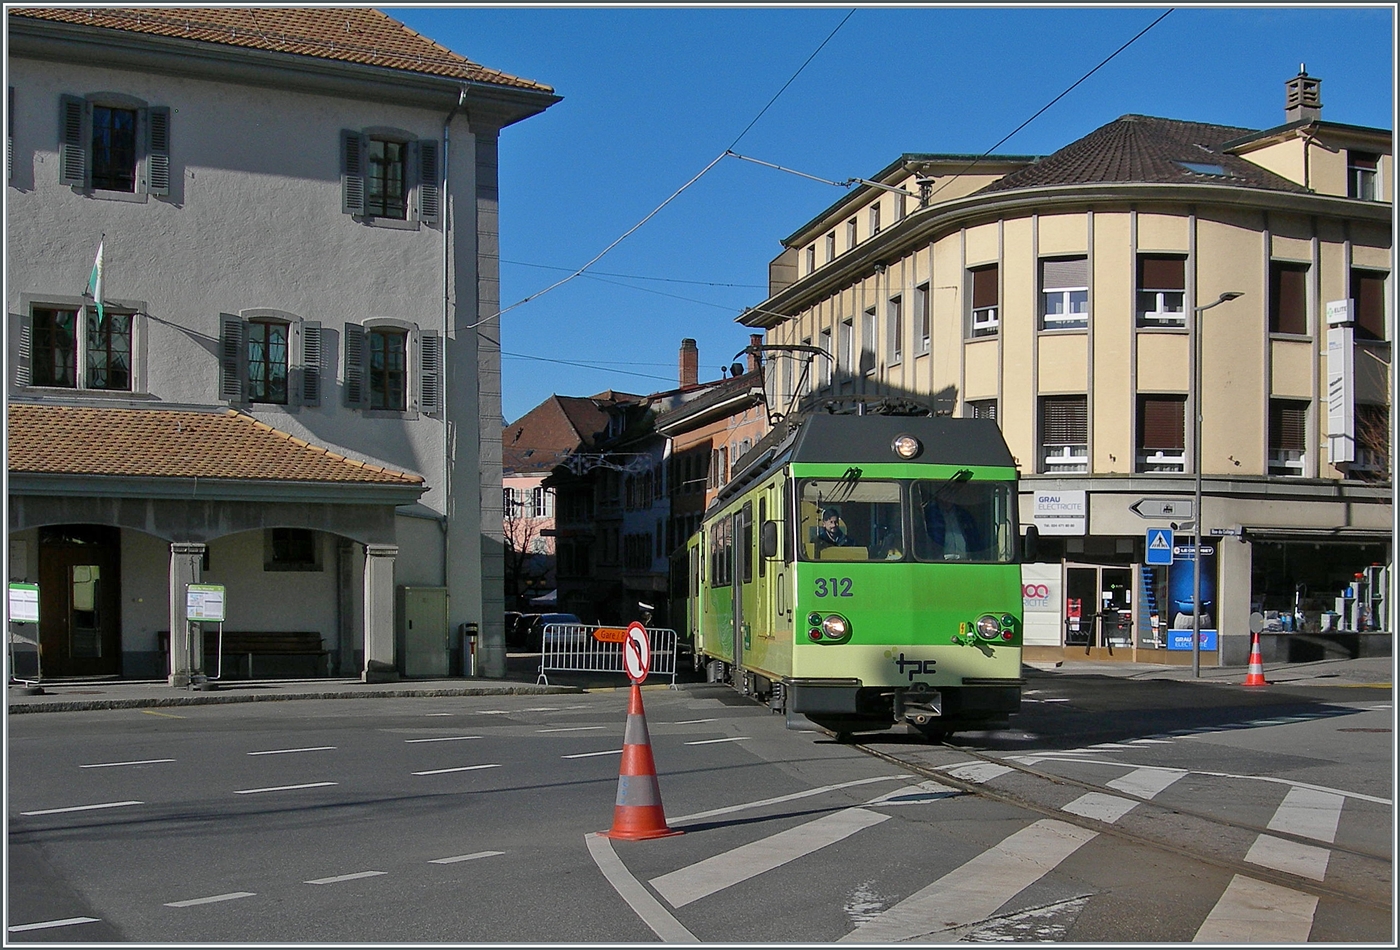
7 655 1390 715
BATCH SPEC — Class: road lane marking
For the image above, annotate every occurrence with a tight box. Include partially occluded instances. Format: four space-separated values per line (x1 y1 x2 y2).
683 736 750 745
673 718 718 724
670 776 905 824
21 800 142 816
537 726 606 733
1193 874 1317 942
164 892 256 908
1126 738 1173 744
429 851 504 864
139 709 184 719
246 746 336 756
304 871 386 885
840 819 1098 942
404 736 482 743
412 764 501 776
587 833 698 942
233 782 337 795
7 917 102 932
944 762 1013 783
651 808 889 908
425 713 452 717
864 781 961 806
1267 787 1344 843
80 759 175 769
1244 834 1331 881
563 749 623 759
1061 792 1137 824
1105 767 1186 800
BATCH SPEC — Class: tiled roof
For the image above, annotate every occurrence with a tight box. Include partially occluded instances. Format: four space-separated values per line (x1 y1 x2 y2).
7 7 553 93
978 115 1310 195
7 404 424 485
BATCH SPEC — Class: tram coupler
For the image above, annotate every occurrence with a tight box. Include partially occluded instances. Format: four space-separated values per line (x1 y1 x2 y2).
894 685 943 725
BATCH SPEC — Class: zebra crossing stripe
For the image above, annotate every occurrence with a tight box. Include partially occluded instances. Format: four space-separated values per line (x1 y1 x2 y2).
650 808 889 908
944 762 1013 783
1244 834 1331 881
1061 792 1137 824
839 819 1097 943
1105 767 1186 800
1193 874 1317 943
1267 787 1344 843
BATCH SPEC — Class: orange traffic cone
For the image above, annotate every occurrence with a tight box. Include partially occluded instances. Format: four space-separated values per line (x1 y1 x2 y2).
603 683 682 840
1243 631 1268 687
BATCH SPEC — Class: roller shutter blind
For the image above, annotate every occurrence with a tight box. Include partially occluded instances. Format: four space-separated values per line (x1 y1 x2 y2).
1270 262 1308 335
971 265 999 307
1138 396 1185 450
1041 396 1087 444
1138 256 1185 290
1352 269 1387 342
1041 257 1088 289
1270 400 1308 452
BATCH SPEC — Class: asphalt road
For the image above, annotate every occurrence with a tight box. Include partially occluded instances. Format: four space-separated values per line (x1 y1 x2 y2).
6 672 1393 943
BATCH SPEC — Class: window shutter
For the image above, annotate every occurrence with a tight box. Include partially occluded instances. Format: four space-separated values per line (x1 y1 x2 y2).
418 331 442 415
417 138 440 224
343 323 366 407
971 264 999 307
340 130 365 215
1042 396 1088 444
300 321 322 407
14 312 32 388
7 87 13 183
1042 257 1088 290
1271 401 1308 451
1138 256 1184 290
145 106 171 196
218 314 245 402
58 94 87 187
1138 396 1185 450
1270 262 1308 335
1353 270 1387 341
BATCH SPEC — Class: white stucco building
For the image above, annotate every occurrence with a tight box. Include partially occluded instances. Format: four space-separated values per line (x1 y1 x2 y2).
5 8 557 682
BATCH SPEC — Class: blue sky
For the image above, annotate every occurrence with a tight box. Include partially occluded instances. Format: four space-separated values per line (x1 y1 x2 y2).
388 4 1395 424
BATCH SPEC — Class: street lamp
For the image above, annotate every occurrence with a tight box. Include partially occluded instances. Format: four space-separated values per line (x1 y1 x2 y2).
1192 290 1244 677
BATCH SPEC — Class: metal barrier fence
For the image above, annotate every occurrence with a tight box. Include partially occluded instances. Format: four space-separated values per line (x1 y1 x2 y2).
537 624 678 687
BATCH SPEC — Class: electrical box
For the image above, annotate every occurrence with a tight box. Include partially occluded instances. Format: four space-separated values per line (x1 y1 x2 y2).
396 586 449 678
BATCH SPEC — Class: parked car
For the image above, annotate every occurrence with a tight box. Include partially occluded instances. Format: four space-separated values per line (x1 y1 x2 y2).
511 613 541 650
532 612 584 651
504 611 522 648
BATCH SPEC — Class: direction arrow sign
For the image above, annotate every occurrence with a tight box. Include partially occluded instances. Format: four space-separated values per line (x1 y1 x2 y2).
1145 527 1174 565
623 621 650 684
1129 498 1194 520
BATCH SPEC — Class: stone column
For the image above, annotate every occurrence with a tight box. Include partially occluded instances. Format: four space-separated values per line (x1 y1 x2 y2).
362 543 399 683
167 542 206 687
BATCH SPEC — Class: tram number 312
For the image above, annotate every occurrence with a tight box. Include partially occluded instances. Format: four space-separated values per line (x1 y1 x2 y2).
813 578 854 597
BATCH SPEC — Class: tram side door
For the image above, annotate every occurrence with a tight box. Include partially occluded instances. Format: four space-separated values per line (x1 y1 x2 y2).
733 503 753 673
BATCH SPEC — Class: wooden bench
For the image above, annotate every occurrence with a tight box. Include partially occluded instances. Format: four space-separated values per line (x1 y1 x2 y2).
159 630 330 678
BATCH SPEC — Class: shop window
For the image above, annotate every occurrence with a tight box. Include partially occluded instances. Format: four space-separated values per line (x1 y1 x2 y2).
969 264 999 337
1137 395 1186 472
1268 399 1308 476
1040 395 1088 473
1351 268 1388 342
1137 255 1186 327
1269 261 1309 335
1040 257 1088 330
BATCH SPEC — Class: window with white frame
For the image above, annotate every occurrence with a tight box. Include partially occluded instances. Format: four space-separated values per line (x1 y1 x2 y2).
1351 268 1388 342
1137 395 1186 472
825 231 836 262
58 93 170 198
341 320 442 415
915 282 930 355
967 399 997 421
340 127 440 227
846 218 858 249
1268 399 1307 476
818 327 833 388
800 337 812 395
839 318 853 379
887 295 902 365
220 310 321 408
14 302 141 392
869 202 881 236
860 307 876 376
1269 261 1309 335
969 264 999 337
805 244 816 274
1040 395 1088 473
1040 257 1089 330
1137 255 1187 327
1348 150 1379 201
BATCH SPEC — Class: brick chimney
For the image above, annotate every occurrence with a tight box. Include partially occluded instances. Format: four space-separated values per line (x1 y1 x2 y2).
1285 64 1322 123
679 338 698 388
746 333 763 373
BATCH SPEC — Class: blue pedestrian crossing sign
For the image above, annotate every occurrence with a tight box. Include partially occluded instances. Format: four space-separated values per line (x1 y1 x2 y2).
1146 527 1174 565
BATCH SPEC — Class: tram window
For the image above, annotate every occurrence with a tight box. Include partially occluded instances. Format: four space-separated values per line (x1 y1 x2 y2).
798 479 904 562
912 480 1015 563
709 517 733 587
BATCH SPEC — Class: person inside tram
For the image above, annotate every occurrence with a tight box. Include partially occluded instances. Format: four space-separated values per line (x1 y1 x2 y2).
924 493 982 561
814 506 854 554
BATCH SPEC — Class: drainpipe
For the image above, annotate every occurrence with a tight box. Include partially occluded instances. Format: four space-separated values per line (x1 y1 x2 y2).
1300 123 1317 192
441 85 469 593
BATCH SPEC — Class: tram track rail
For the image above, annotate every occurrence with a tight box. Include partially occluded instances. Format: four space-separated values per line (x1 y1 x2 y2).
837 731 1392 911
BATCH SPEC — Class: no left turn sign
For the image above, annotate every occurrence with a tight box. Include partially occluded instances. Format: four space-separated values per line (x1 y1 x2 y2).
623 621 650 684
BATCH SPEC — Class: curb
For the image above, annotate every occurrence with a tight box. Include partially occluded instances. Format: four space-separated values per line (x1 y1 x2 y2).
6 684 582 714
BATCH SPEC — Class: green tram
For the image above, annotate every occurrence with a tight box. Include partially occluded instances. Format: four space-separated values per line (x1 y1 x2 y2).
685 413 1031 740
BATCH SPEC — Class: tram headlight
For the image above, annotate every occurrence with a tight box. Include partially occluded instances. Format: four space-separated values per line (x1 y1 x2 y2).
821 614 850 640
976 615 1001 639
891 434 922 459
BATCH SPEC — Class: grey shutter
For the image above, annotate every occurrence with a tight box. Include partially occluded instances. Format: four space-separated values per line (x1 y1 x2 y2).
340 130 365 215
218 314 245 401
1042 257 1088 290
14 312 32 388
417 138 440 225
343 323 367 407
300 321 322 407
58 94 87 187
145 106 171 196
419 331 442 414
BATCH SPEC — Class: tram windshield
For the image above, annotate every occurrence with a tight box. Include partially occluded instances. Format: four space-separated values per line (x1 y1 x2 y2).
797 477 1016 563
